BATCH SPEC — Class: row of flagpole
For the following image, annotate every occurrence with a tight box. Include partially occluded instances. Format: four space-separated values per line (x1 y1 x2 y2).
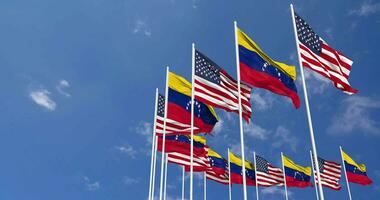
146 4 360 200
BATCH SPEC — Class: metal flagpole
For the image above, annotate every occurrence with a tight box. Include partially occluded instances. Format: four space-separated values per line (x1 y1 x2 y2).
340 146 353 200
289 4 325 200
159 67 170 200
204 172 207 200
164 154 168 200
148 89 159 200
151 135 158 200
281 152 289 200
233 20 248 200
253 152 259 200
228 148 232 200
190 43 195 200
310 150 320 200
182 166 185 200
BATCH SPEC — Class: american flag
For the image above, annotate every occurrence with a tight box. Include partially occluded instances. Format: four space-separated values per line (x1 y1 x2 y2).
313 157 342 190
206 171 229 185
255 155 284 186
194 50 252 122
167 152 210 172
294 12 357 94
155 94 199 135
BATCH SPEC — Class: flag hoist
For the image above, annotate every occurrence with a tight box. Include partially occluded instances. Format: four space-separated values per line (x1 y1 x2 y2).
233 21 248 200
289 4 325 200
159 67 170 200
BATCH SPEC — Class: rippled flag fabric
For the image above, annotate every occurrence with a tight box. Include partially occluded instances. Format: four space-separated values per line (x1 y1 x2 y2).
157 135 208 157
194 50 252 122
255 155 284 187
167 72 218 134
342 150 372 185
293 12 357 94
312 156 342 190
205 149 229 184
237 27 300 108
282 155 312 188
229 151 256 185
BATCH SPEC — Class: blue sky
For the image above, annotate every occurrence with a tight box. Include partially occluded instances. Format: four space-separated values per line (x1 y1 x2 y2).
0 0 379 199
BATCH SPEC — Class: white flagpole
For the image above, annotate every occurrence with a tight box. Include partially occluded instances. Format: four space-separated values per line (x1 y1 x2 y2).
182 166 185 200
233 20 248 200
204 172 207 200
281 152 289 200
289 4 325 200
190 43 195 200
148 89 159 200
228 148 232 200
164 154 168 200
159 67 170 200
310 150 320 200
151 135 158 200
253 152 259 200
340 146 353 200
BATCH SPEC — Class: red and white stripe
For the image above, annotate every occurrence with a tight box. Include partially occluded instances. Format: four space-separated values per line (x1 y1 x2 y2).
206 171 229 185
298 39 357 95
155 116 200 135
194 70 252 122
167 152 210 170
256 165 284 187
314 160 342 190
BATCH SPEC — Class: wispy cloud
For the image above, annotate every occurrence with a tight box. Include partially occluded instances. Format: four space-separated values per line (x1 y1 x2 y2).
132 19 152 37
136 121 153 143
349 1 380 16
123 176 140 185
328 96 380 135
261 186 293 199
272 126 298 152
324 28 333 40
115 144 138 158
303 69 330 94
56 79 71 97
83 176 100 191
29 89 57 111
244 123 270 140
251 91 275 111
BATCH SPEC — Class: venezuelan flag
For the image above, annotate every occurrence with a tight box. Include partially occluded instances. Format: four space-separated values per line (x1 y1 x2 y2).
229 152 256 185
342 150 373 185
282 155 312 188
168 72 218 134
237 28 300 108
207 149 228 175
157 135 208 157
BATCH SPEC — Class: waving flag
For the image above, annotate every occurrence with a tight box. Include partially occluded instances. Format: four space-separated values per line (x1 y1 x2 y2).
167 152 210 172
157 135 208 157
206 171 229 185
194 50 252 122
205 149 229 184
342 150 373 185
312 156 342 190
237 27 300 108
283 155 312 188
293 12 357 94
229 151 256 185
255 155 284 187
166 72 218 134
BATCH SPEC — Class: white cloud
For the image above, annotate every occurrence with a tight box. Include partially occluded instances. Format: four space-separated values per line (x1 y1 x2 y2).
303 69 330 94
261 186 293 199
272 126 298 152
56 79 71 97
324 28 333 40
212 118 224 135
136 121 153 143
244 123 270 140
83 176 100 191
29 89 57 111
251 91 274 111
123 176 140 185
328 96 380 135
115 144 138 158
132 19 152 37
349 1 380 16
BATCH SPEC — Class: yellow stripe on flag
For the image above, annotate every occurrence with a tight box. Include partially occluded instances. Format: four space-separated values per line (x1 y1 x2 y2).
192 135 206 145
342 150 367 173
208 148 222 158
237 28 297 80
229 152 254 170
282 155 311 176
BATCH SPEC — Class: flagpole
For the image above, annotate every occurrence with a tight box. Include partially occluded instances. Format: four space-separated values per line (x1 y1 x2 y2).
148 89 159 200
253 152 259 200
182 166 185 200
164 154 168 200
339 146 353 200
159 67 170 200
204 172 207 200
190 42 195 200
233 20 248 200
281 152 288 200
310 150 320 200
151 135 158 200
228 148 232 200
290 4 325 200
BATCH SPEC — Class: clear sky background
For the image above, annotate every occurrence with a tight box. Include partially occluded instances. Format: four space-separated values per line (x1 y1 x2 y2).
0 0 379 199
